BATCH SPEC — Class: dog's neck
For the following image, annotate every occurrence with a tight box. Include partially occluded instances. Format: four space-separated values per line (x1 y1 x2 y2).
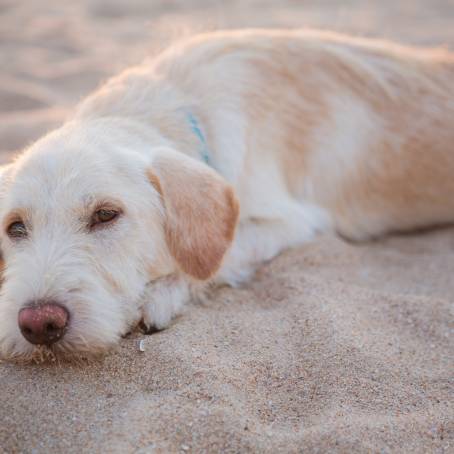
73 83 215 168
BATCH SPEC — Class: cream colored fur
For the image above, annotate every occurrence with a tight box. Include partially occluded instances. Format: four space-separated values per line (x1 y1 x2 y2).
1 29 453 361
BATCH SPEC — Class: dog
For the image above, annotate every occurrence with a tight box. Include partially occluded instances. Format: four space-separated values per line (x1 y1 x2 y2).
1 29 453 361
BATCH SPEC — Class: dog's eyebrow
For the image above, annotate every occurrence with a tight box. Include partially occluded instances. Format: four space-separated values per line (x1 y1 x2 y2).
81 195 124 212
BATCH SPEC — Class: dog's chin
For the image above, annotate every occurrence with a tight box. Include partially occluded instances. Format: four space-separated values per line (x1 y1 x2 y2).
2 333 121 364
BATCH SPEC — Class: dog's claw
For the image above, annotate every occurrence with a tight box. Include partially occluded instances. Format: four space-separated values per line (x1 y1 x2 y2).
139 320 162 335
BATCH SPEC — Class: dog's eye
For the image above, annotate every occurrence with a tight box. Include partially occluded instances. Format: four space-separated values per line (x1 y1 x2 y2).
7 221 27 239
90 209 120 228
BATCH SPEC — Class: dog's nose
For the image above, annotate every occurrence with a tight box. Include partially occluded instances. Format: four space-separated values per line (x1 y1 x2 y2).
18 303 69 346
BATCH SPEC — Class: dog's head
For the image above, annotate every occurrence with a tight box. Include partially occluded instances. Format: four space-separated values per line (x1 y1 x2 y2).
0 121 238 361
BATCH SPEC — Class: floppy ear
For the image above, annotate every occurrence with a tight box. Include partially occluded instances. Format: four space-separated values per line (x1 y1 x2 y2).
147 149 239 280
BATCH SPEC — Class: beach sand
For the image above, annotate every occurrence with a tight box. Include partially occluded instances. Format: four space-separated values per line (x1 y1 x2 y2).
0 1 453 452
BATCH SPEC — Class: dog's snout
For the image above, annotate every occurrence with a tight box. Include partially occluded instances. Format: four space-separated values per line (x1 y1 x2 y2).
18 303 69 346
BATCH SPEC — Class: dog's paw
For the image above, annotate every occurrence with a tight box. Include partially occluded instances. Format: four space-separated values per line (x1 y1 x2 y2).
138 320 162 335
141 275 189 330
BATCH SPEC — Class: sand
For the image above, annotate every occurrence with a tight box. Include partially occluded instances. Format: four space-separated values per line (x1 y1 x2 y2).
0 1 453 453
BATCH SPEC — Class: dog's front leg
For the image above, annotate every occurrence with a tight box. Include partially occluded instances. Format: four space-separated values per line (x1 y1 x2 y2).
216 202 330 287
140 274 190 332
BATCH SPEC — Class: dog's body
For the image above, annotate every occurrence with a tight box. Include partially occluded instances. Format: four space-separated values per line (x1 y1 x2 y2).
1 29 453 360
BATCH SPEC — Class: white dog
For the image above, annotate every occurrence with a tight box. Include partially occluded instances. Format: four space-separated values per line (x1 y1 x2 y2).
1 29 453 361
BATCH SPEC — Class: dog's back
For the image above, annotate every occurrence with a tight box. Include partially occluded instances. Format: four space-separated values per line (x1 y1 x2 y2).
77 30 454 241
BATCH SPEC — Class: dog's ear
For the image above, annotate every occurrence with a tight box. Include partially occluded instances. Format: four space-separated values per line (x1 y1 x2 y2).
147 150 239 280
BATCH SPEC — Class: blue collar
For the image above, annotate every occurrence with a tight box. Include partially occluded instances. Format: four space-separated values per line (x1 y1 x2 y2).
185 111 211 166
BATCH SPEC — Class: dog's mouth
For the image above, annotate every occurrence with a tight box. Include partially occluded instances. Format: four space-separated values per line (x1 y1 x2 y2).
13 318 160 364
10 341 113 365
19 344 73 364
6 326 120 364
